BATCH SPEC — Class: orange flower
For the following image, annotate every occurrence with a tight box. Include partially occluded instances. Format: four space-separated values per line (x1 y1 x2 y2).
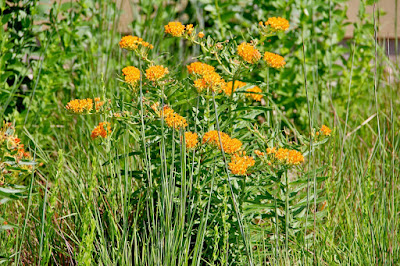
91 122 111 139
237 42 261 64
202 130 242 154
187 62 215 76
264 17 290 31
122 66 141 86
263 52 286 69
287 149 304 165
119 35 153 50
229 152 255 175
184 132 198 149
254 150 265 156
245 86 263 101
273 148 304 166
186 24 194 34
266 147 276 154
221 80 247 96
198 32 205 38
320 125 332 136
224 138 243 154
145 65 169 81
162 106 187 129
94 98 105 111
194 72 225 93
66 99 93 113
275 148 289 162
164 22 186 37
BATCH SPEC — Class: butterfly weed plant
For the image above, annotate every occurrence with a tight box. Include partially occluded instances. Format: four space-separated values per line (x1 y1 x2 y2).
61 17 334 264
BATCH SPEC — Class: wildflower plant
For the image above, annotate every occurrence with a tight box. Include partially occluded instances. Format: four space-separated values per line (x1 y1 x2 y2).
63 16 332 265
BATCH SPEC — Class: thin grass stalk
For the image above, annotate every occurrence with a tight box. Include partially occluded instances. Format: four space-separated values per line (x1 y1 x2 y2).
228 75 236 134
274 196 279 265
138 59 157 264
191 156 217 265
266 67 270 127
38 177 49 264
301 34 313 261
211 92 253 266
373 4 383 263
15 148 36 266
343 42 356 157
389 23 396 264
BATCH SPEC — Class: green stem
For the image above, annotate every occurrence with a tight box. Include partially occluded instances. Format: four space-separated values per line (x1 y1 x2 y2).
211 92 253 266
275 196 279 264
285 170 289 255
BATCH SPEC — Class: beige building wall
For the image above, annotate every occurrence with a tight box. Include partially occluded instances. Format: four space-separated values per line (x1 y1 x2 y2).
346 0 400 38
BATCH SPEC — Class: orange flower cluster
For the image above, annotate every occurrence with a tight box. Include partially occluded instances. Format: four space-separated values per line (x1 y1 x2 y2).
202 130 242 154
228 151 255 175
1 122 33 177
91 122 112 139
145 65 169 82
320 125 332 136
263 52 286 69
221 80 247 96
237 42 261 64
194 72 226 93
269 147 304 166
164 22 187 37
66 99 93 113
119 35 153 50
198 32 205 38
184 131 198 149
187 62 215 76
122 66 141 86
0 122 31 161
254 150 265 157
266 147 276 154
263 17 290 31
162 106 188 129
245 86 263 101
94 98 105 111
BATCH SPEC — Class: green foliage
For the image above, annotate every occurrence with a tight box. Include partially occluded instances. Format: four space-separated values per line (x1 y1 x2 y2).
0 0 399 265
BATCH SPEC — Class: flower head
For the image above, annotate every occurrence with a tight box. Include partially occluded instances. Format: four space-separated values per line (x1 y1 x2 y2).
187 62 215 76
221 80 247 96
186 24 194 34
254 150 265 157
198 32 205 38
271 148 304 166
162 106 188 129
119 35 153 50
94 98 105 111
91 122 112 139
202 130 242 154
145 65 169 82
264 17 290 31
263 52 286 69
237 42 261 64
245 86 263 101
165 22 186 37
194 72 225 93
320 125 332 136
229 151 255 175
287 149 304 165
66 99 93 113
184 132 198 149
274 148 289 162
122 66 141 86
266 147 276 154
